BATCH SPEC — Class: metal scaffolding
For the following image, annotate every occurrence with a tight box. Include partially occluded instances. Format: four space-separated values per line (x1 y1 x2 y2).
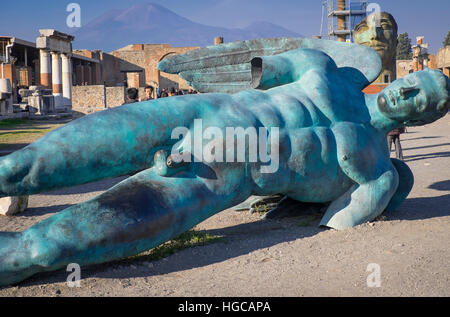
325 0 368 42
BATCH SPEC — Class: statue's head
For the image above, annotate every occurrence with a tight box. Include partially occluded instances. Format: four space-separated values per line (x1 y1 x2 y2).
354 12 398 68
377 69 450 126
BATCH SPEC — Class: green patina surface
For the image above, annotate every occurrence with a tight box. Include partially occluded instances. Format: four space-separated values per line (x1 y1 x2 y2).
0 37 448 286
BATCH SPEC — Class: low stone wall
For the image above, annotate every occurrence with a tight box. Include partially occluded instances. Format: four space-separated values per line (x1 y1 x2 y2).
106 87 125 108
72 85 127 114
72 85 106 114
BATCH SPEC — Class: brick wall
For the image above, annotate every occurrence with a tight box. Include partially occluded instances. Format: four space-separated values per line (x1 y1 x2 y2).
108 44 199 90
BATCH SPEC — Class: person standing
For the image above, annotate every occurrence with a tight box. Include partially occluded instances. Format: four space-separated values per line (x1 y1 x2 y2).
140 86 155 101
388 127 405 160
124 88 139 104
168 87 176 97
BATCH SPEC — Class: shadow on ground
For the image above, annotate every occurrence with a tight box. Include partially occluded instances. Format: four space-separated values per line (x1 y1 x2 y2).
428 180 450 191
404 151 450 162
12 216 324 288
403 142 450 152
402 136 441 142
385 194 450 221
20 204 75 217
0 143 30 155
39 176 128 196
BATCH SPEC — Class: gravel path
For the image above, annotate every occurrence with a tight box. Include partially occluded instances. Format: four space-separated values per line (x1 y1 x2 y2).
0 115 449 297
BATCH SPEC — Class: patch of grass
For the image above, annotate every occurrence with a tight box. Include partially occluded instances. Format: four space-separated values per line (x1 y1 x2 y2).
0 128 55 142
374 215 387 222
0 118 31 127
124 230 223 263
0 120 63 151
297 214 322 227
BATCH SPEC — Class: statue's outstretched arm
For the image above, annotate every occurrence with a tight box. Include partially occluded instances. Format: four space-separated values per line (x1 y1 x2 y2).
0 167 246 286
320 123 400 229
250 48 336 90
0 96 202 197
319 168 398 229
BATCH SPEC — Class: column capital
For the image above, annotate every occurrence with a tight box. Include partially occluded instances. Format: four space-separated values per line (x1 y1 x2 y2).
40 49 51 56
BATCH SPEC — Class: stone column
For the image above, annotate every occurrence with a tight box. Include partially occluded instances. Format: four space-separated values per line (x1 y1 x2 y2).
83 64 89 85
39 50 52 89
61 53 72 110
51 52 63 110
76 64 84 86
87 63 93 85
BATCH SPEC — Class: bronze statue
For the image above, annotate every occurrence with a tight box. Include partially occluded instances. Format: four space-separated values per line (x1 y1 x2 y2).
0 37 448 287
354 11 398 84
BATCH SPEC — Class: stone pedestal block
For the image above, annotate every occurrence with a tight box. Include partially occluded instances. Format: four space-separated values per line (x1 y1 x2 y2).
0 196 29 216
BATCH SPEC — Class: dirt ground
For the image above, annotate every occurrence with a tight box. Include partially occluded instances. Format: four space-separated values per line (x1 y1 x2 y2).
0 115 448 297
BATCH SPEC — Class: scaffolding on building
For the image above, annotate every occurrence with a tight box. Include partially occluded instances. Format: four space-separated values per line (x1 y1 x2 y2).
324 0 368 42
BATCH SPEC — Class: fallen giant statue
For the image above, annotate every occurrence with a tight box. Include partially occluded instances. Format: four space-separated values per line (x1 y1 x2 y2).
0 38 449 286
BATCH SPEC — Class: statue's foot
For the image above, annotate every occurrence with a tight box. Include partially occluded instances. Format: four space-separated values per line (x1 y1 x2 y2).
263 197 328 220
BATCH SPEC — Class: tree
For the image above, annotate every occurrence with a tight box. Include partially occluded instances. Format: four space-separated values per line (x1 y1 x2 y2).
397 33 413 60
443 31 450 47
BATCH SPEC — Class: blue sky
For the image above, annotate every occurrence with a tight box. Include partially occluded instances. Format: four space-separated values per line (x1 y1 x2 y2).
1 0 449 53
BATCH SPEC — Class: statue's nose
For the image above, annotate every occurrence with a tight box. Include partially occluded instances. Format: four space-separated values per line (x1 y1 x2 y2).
368 25 382 40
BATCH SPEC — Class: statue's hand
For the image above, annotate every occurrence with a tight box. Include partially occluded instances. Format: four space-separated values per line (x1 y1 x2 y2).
249 195 284 214
320 168 399 229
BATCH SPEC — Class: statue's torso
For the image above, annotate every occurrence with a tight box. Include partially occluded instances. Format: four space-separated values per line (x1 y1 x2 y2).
147 69 388 203
194 71 387 203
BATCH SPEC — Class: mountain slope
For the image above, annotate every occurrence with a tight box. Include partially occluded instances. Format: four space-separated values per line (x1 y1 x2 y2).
74 3 302 52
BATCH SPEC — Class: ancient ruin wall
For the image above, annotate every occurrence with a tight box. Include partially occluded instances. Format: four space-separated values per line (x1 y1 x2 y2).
106 87 126 108
72 85 106 114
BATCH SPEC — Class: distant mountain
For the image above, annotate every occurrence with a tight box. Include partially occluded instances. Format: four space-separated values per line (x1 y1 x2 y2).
73 3 302 52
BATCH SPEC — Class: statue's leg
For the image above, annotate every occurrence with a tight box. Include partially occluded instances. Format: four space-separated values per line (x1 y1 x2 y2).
0 100 194 197
385 158 414 212
0 168 248 286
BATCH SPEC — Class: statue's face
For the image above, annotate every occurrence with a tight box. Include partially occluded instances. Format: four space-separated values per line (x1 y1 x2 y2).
377 69 450 125
354 13 397 66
